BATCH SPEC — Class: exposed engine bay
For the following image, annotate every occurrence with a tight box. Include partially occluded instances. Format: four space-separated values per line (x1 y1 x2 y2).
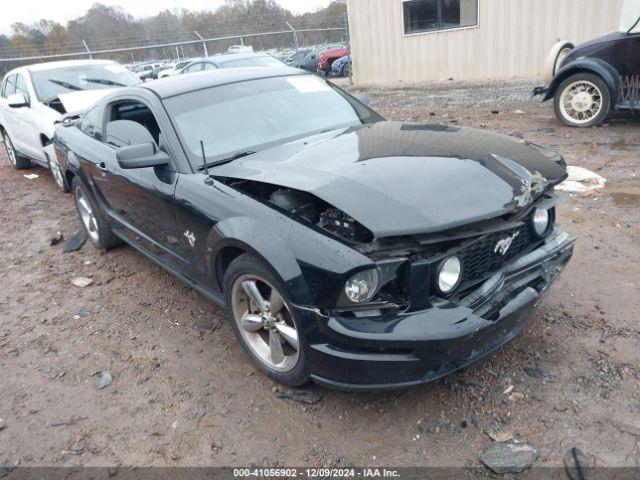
216 178 374 244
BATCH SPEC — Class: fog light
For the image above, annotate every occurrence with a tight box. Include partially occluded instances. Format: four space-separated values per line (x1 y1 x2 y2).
437 256 462 294
532 208 551 237
345 269 379 303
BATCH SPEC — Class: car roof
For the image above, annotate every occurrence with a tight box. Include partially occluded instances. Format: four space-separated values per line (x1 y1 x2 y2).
205 52 275 65
25 59 118 72
142 66 307 99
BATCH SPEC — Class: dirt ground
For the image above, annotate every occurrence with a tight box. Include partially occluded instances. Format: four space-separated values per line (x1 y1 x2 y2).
0 79 638 470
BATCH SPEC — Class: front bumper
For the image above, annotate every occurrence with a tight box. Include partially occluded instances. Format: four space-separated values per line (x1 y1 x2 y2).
297 229 575 390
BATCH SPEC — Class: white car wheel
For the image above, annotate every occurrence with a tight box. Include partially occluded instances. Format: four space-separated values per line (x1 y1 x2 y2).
543 41 574 83
554 73 611 127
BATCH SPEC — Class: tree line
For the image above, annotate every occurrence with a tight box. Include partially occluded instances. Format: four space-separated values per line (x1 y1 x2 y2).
0 0 347 57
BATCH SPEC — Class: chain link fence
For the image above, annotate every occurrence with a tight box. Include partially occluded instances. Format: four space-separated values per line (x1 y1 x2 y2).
0 26 348 75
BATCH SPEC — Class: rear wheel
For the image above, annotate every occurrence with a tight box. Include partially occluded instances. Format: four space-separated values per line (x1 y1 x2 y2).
71 177 121 250
2 131 31 169
554 73 611 127
223 254 310 387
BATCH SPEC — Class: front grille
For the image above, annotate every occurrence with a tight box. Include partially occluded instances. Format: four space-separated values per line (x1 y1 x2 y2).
459 221 540 287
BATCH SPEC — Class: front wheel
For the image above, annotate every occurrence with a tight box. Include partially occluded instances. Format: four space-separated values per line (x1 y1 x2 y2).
46 150 69 193
554 73 611 127
71 177 121 250
223 254 310 387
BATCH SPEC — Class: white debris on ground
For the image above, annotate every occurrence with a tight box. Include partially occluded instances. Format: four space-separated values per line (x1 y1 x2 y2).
555 166 606 193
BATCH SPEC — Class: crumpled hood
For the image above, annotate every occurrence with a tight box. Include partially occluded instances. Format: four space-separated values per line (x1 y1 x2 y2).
214 121 567 238
57 89 114 114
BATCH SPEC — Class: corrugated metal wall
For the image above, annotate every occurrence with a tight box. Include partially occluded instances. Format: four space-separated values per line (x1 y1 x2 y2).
347 0 624 85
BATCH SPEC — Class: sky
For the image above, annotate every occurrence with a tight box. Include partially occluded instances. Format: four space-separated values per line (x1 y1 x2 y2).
0 0 334 35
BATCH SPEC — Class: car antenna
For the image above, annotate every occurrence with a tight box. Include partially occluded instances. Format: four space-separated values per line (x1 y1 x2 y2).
200 140 214 185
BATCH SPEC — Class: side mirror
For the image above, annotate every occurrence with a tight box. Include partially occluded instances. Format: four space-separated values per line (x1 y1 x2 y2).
7 93 28 108
116 142 169 169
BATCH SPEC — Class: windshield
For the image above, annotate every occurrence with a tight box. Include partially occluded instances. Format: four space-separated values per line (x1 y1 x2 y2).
165 75 382 164
31 64 139 102
220 56 284 68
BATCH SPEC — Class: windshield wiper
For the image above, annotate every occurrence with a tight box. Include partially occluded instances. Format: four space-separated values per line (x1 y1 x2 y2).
48 79 84 91
201 150 256 169
84 78 127 87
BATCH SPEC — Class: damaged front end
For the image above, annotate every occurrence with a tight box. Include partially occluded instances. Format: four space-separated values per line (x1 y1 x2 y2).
302 225 575 390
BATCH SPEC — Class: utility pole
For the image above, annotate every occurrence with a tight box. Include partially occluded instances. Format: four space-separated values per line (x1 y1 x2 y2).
194 31 208 57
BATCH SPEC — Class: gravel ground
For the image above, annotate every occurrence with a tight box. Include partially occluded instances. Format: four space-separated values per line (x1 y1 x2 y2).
0 79 638 470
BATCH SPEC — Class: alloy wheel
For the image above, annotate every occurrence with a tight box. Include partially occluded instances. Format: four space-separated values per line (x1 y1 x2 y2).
230 274 300 372
49 153 66 190
75 188 100 243
559 80 603 124
3 134 16 166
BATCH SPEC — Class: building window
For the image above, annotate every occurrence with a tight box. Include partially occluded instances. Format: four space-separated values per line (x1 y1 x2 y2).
403 0 478 34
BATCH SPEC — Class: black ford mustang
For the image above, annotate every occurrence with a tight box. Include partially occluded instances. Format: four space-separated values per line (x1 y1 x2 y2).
53 67 575 390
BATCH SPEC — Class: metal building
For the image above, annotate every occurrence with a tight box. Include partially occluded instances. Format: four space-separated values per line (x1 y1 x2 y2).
346 0 626 85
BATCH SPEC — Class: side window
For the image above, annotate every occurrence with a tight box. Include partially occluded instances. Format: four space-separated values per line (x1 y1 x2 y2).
3 75 16 98
15 74 30 104
79 105 103 140
403 0 479 34
104 101 161 147
203 63 218 71
185 63 203 73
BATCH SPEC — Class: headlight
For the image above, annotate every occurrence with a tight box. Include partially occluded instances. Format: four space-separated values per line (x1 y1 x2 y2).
344 269 379 303
532 208 552 237
437 256 462 294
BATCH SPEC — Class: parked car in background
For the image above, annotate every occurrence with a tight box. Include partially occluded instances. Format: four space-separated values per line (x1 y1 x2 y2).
299 44 345 72
317 47 349 76
180 53 286 73
331 55 352 78
227 45 254 54
158 60 194 78
53 67 574 389
534 7 640 127
0 59 139 191
284 48 312 68
133 63 162 81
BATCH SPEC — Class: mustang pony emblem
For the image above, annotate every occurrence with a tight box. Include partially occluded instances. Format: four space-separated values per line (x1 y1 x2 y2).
494 231 520 256
183 230 196 247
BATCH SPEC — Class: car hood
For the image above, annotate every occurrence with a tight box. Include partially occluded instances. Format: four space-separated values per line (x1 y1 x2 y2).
214 121 567 238
57 89 114 114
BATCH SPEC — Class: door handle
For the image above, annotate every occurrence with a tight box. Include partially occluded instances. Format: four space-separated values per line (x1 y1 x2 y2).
98 162 108 172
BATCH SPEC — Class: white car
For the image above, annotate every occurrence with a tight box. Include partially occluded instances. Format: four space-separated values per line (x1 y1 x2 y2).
158 59 194 79
227 45 254 54
0 59 139 191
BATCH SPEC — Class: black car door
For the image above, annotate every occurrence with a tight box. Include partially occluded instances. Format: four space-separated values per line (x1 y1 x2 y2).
80 93 183 266
625 31 640 75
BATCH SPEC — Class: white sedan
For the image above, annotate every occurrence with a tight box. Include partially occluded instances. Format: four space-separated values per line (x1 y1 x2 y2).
0 59 139 191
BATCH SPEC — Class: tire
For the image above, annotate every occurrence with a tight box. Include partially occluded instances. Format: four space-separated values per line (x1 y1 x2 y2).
543 40 574 83
344 62 352 77
2 131 31 170
71 177 121 250
554 73 611 127
46 150 69 193
223 254 310 387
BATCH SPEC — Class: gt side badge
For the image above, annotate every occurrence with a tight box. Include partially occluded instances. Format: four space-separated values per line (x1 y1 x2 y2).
183 230 196 247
